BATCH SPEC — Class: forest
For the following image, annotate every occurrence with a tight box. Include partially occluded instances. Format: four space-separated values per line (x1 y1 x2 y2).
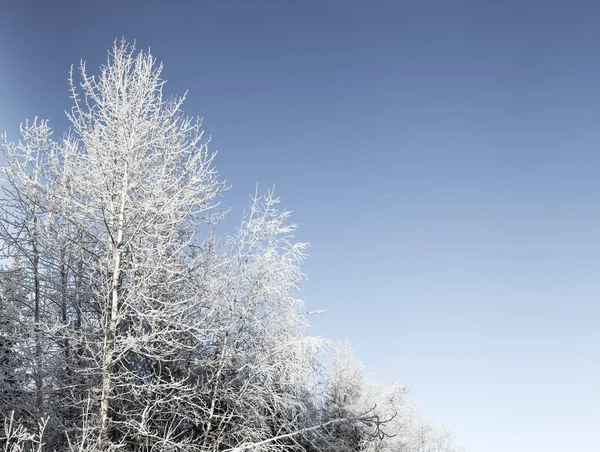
0 41 462 452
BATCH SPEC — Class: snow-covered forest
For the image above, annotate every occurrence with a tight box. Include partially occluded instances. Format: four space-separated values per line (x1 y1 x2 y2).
0 41 462 452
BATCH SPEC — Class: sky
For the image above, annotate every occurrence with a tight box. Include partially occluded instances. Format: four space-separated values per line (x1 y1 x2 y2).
2 1 600 450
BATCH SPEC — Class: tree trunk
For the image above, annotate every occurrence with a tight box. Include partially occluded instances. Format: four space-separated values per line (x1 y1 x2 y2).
32 212 44 426
99 166 128 448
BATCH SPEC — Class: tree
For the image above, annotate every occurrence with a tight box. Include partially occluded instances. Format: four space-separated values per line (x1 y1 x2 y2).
0 39 461 452
0 119 55 432
195 191 325 452
50 39 225 450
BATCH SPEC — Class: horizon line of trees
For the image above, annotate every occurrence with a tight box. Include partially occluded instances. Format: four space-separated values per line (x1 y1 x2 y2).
0 40 462 452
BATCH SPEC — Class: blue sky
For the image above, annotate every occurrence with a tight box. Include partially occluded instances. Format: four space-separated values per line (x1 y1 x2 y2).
2 1 600 450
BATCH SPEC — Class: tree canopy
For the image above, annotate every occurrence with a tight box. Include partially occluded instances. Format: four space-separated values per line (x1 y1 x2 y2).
0 41 462 452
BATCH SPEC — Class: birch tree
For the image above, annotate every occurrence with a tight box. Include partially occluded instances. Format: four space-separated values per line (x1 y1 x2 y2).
48 40 224 450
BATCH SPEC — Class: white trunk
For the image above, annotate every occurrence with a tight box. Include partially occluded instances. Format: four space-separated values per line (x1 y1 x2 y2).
99 166 128 444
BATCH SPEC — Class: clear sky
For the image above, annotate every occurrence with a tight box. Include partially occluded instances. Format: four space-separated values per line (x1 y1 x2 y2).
2 1 600 451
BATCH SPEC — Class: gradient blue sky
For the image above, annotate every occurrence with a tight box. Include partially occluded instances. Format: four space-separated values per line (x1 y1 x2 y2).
2 1 600 451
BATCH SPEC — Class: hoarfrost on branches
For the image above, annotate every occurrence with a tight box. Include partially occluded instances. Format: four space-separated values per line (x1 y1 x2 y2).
0 40 462 452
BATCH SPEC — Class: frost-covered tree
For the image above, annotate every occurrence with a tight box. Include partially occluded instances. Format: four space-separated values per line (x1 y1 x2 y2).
49 40 225 450
0 265 26 420
317 343 464 452
195 192 325 452
0 40 461 452
0 119 56 431
313 342 407 451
